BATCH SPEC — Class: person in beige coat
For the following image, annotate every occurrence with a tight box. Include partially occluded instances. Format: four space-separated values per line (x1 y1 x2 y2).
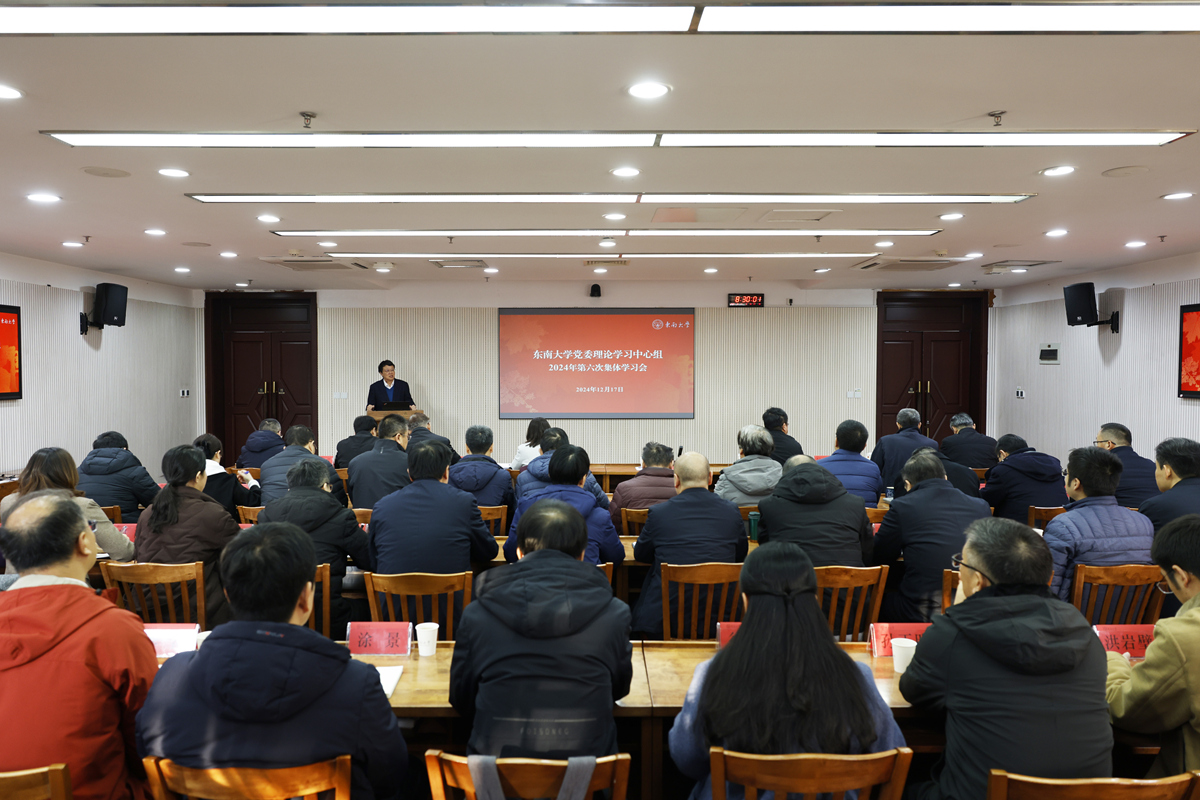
1106 513 1200 776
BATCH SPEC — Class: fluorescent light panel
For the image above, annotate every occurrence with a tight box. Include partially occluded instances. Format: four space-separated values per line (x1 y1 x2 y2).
276 228 937 237
50 132 656 148
196 193 1030 204
660 132 1187 147
334 252 880 259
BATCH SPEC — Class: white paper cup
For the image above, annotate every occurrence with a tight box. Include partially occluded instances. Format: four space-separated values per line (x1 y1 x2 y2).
892 638 918 673
416 623 439 656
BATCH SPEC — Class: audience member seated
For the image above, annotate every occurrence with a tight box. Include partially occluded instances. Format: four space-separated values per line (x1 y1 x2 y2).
136 522 407 798
515 427 609 508
77 430 161 524
259 424 347 506
370 440 498 574
236 417 285 468
759 455 873 567
135 445 240 626
509 417 549 470
762 406 804 465
450 499 632 758
609 441 677 529
194 433 261 523
448 424 515 511
819 419 885 507
407 411 461 465
1139 438 1200 532
506 445 623 566
1106 514 1200 776
334 414 377 469
0 447 133 571
939 413 999 470
258 460 371 636
873 453 991 622
1095 422 1160 508
631 452 747 638
347 413 410 509
980 434 1069 523
892 446 981 501
669 542 905 800
1044 446 1154 602
871 408 939 490
901 517 1113 800
714 424 782 506
0 490 158 800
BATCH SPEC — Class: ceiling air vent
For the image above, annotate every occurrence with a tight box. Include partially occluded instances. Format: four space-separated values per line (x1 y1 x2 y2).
981 259 1060 275
585 260 628 267
851 256 966 272
431 259 489 269
758 208 840 223
259 256 367 271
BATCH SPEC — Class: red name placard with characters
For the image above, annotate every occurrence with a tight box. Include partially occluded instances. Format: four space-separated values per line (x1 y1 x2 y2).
717 621 741 649
346 622 412 655
1094 625 1155 657
870 623 932 657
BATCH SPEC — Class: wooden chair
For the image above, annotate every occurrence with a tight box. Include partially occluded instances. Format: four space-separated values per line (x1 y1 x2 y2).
335 468 349 502
246 468 261 480
972 467 990 480
364 571 473 640
867 507 888 525
144 755 351 800
599 562 614 584
1027 506 1067 528
479 505 509 537
0 764 72 800
100 561 207 631
98 505 122 524
306 563 332 638
1071 564 1165 625
622 507 649 537
814 565 889 641
709 747 913 800
237 505 264 524
661 562 744 641
352 508 372 525
426 750 630 800
942 569 962 612
737 505 758 521
985 768 1198 800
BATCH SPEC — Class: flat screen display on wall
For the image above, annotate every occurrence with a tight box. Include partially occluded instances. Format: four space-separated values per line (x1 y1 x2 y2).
0 304 21 401
498 308 695 419
1181 303 1200 399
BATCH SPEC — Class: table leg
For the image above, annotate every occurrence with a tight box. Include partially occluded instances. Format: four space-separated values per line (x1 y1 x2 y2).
614 563 629 604
640 717 657 800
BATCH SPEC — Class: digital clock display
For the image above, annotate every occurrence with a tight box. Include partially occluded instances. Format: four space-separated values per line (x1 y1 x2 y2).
728 293 765 307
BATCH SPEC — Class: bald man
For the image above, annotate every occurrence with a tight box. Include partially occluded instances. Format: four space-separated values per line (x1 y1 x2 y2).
631 452 747 638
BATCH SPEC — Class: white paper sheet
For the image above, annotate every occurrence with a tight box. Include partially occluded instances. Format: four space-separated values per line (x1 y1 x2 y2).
377 665 404 697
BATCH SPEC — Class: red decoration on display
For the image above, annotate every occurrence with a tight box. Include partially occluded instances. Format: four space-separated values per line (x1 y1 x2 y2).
0 304 21 400
347 622 412 655
1180 304 1200 397
869 623 932 657
1094 625 1155 657
717 621 741 649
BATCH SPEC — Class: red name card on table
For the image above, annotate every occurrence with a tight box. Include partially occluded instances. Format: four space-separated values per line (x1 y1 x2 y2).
1094 625 1155 657
870 623 931 657
347 622 412 655
144 623 199 658
717 622 741 649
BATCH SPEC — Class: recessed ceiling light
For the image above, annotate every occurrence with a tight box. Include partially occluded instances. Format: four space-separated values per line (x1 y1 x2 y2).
158 168 190 177
659 132 1186 147
599 238 617 248
939 213 964 221
1163 192 1193 200
965 252 984 258
174 267 190 273
62 241 83 248
52 132 657 148
144 229 166 236
875 241 894 247
593 267 608 273
1011 268 1028 273
948 283 962 287
275 228 935 238
191 192 1032 205
1126 240 1147 248
338 251 879 259
1039 166 1075 176
1046 229 1069 237
220 251 237 258
234 282 249 287
704 268 718 273
257 214 280 223
814 268 832 273
0 85 22 99
375 267 391 273
628 82 670 99
611 167 641 178
317 241 338 247
603 213 627 221
27 193 60 203
483 267 499 274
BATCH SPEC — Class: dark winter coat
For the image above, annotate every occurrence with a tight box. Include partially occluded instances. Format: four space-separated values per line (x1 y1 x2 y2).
871 426 939 489
202 470 261 523
448 454 515 510
515 452 609 509
236 430 286 468
506 484 623 566
609 467 677 530
767 429 805 466
407 426 460 466
819 449 885 507
1044 495 1154 603
335 432 378 469
758 462 873 567
1111 446 1161 509
260 445 347 506
1140 477 1200 532
347 439 411 510
893 450 981 501
939 427 999 470
980 447 1069 523
370 479 497 574
77 447 161 523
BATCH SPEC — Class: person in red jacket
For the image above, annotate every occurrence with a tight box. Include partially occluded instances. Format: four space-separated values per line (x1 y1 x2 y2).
0 489 158 800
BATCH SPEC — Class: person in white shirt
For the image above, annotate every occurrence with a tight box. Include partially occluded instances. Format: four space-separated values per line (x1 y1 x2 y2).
510 417 550 470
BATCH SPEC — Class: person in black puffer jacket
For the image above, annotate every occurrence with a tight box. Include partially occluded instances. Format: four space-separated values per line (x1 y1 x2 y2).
448 424 514 514
980 434 1069 522
758 456 873 566
236 419 286 469
76 430 161 523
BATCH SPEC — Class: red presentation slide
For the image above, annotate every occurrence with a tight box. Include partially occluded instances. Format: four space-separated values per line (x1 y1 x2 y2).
0 305 20 400
1181 304 1200 396
499 308 695 418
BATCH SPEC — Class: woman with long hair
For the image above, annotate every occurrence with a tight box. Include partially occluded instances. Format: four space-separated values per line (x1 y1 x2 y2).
0 447 134 572
193 433 261 522
669 542 905 800
134 444 240 626
509 417 550 470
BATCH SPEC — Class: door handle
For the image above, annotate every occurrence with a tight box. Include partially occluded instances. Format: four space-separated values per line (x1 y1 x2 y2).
257 381 267 395
274 380 285 396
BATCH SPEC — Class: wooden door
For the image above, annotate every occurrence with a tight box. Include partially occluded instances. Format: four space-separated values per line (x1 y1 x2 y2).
923 331 972 441
878 332 923 433
225 332 272 460
272 332 315 432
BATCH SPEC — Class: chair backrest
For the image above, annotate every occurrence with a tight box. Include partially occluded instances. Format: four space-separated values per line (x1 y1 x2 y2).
972 467 989 480
352 508 372 525
0 764 72 800
426 750 630 800
335 468 350 501
101 561 207 631
364 571 473 639
245 468 261 480
479 505 509 537
942 569 962 613
661 562 744 640
599 562 614 584
306 563 332 638
866 507 888 525
985 768 1199 800
622 507 649 537
813 565 889 641
738 505 758 521
1071 564 1165 625
237 505 264 524
144 755 351 800
98 505 122 524
710 747 913 800
1027 506 1067 528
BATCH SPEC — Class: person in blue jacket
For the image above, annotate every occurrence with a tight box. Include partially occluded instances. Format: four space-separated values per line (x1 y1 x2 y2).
515 427 609 509
448 424 515 513
819 419 885 507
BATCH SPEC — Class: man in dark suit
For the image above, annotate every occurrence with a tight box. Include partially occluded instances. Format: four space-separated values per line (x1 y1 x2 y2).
365 359 414 411
763 407 804 465
347 413 411 510
407 412 461 466
873 452 992 622
334 415 377 469
1139 437 1200 532
631 452 747 638
1095 423 1160 508
258 425 347 507
892 447 981 500
871 408 939 489
369 440 497 574
940 413 999 470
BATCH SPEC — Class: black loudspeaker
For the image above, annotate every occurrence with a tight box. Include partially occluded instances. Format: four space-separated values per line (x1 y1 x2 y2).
93 283 128 328
589 283 602 298
1063 282 1098 326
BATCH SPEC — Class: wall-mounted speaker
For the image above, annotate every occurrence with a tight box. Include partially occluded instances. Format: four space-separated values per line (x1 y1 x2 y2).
589 284 602 298
1063 282 1099 326
93 283 128 328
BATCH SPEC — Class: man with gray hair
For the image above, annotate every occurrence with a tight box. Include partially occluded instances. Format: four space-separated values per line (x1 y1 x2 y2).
407 411 461 465
870 408 939 490
347 413 410 510
714 424 782 506
237 417 286 468
449 424 515 511
940 412 999 470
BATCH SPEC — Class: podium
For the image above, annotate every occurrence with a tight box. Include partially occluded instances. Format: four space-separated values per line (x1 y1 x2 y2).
367 409 423 423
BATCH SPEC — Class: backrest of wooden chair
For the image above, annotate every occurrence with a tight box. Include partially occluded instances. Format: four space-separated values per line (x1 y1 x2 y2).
238 505 264 524
738 505 758 521
98 505 122 524
101 561 206 631
866 507 888 525
1071 564 1165 625
710 747 913 800
306 563 332 638
245 468 261 480
364 571 473 639
942 569 962 613
478 505 509 537
972 467 989 479
1027 506 1067 528
814 565 889 642
352 508 372 525
661 562 744 641
599 562 614 584
622 507 649 537
0 764 72 800
335 468 350 502
425 750 630 800
144 755 351 800
985 768 1198 800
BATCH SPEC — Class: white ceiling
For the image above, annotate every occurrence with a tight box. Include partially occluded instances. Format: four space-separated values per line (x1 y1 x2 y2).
2 23 1200 291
